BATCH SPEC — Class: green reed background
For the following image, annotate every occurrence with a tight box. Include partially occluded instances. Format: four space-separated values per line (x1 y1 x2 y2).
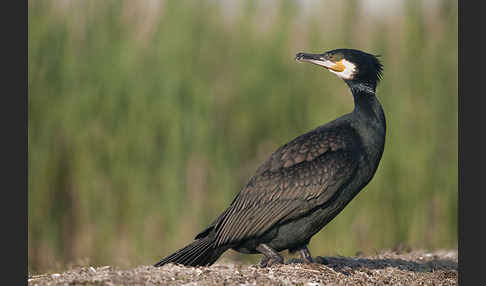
28 0 457 273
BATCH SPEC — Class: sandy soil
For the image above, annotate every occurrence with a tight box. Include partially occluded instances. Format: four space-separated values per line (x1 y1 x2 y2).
28 249 458 285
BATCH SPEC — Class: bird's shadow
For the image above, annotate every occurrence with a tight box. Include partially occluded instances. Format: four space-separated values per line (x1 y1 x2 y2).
291 255 457 275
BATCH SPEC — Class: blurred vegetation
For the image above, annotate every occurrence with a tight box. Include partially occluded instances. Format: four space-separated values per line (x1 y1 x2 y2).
28 0 457 273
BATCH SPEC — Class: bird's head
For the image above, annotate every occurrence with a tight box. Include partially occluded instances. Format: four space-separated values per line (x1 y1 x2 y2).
295 49 383 89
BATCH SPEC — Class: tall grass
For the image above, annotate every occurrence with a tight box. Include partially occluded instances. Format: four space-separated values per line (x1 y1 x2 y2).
28 0 457 273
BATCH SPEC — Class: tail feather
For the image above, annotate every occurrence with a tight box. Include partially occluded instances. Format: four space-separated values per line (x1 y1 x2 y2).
154 237 226 267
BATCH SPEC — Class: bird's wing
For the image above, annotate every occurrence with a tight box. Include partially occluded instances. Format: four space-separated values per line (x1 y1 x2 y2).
211 123 362 246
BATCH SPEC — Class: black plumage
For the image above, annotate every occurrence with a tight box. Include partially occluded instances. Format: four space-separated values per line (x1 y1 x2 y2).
154 48 386 267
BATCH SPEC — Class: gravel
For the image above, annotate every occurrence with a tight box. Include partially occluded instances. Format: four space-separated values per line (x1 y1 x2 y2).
28 249 458 285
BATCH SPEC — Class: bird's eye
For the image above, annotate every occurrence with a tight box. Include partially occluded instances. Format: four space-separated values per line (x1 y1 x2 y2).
331 54 343 62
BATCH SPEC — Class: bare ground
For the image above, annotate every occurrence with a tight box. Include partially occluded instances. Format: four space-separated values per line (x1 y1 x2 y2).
28 249 458 286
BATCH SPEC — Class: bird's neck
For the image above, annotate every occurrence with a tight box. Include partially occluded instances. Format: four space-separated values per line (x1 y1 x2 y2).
348 82 386 175
348 82 385 125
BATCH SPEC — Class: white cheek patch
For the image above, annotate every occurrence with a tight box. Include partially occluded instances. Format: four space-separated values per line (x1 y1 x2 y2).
329 59 357 80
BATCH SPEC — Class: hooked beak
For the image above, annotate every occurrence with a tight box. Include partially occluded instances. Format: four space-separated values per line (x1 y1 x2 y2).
295 52 345 72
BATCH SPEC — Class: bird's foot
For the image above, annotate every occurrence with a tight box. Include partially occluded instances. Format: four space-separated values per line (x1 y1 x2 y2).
286 245 316 264
259 255 284 267
313 256 330 265
256 243 284 267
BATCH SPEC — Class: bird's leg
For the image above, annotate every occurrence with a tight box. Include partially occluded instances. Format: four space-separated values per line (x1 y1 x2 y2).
256 243 284 267
287 245 315 264
298 245 314 263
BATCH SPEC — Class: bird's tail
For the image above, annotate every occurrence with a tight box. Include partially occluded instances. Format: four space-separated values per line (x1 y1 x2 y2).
154 236 226 267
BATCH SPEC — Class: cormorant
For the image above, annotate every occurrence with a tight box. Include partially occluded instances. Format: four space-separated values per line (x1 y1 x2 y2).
154 48 386 267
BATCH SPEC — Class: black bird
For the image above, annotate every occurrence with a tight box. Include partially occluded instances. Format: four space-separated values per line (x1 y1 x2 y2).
154 48 386 267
